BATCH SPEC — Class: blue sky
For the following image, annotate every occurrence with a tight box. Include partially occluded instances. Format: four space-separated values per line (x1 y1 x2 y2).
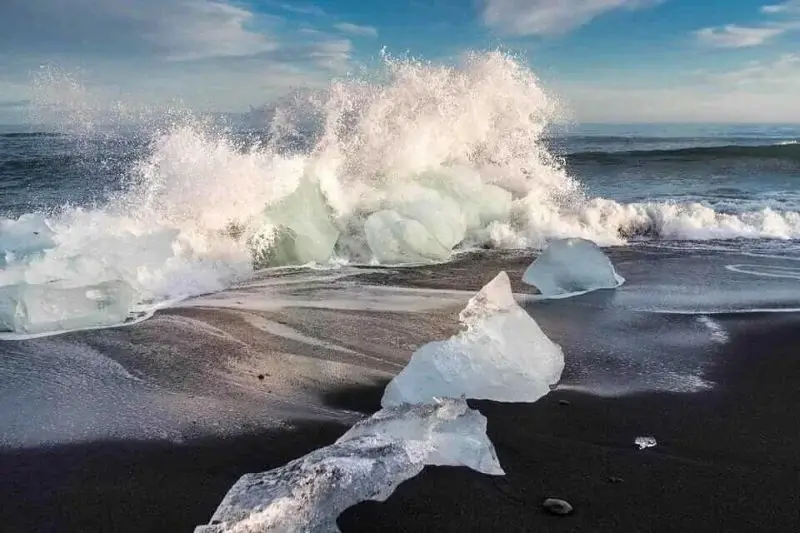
1 0 800 124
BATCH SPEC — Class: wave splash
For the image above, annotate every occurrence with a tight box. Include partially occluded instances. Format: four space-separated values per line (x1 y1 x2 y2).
3 51 800 322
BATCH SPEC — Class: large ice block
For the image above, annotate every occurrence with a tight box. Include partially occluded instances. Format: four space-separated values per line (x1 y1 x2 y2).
257 179 340 266
522 238 625 298
194 399 502 533
364 209 452 263
0 280 135 335
363 185 469 264
381 271 564 407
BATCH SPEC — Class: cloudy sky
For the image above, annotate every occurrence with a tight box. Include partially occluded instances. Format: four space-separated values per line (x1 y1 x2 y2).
1 0 800 124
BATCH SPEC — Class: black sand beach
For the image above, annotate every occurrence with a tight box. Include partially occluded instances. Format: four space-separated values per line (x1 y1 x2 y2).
2 310 799 532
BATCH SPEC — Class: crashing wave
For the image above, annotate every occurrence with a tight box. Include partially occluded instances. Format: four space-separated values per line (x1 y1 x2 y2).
3 51 800 335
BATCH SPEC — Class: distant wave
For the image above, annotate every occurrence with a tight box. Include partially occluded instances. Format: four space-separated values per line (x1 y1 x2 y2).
0 132 63 139
567 143 800 164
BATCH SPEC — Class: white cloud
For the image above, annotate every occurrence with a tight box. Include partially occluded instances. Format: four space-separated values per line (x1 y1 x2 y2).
699 54 800 86
276 3 326 17
0 0 279 61
334 22 379 37
695 1 800 48
481 0 662 36
694 24 786 48
561 54 800 122
151 1 279 61
307 39 353 72
762 1 800 14
0 0 361 123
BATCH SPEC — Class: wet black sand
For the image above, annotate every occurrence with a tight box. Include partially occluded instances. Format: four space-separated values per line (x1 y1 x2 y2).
2 312 799 532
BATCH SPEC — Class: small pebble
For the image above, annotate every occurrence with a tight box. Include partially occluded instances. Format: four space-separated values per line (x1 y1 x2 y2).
607 476 625 484
542 498 573 516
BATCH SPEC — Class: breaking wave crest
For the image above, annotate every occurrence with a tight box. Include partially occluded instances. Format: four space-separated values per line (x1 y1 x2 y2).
3 51 800 318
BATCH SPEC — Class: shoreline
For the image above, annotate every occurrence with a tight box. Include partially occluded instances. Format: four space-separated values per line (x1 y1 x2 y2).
2 313 799 532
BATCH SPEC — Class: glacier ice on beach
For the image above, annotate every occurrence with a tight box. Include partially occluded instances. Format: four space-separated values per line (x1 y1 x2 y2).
338 398 503 475
0 214 56 267
522 238 625 298
364 185 468 264
381 271 564 407
0 280 135 335
364 209 452 263
256 179 340 266
194 399 502 533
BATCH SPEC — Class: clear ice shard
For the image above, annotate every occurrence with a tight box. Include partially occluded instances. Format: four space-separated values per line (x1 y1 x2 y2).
0 280 135 335
194 399 502 533
381 271 564 407
522 237 625 298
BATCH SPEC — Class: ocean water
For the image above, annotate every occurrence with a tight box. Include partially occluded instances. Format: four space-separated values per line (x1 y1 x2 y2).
1 53 800 448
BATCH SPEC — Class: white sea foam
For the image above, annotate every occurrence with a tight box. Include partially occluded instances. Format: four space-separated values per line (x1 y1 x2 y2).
696 315 730 344
725 264 800 280
3 51 800 334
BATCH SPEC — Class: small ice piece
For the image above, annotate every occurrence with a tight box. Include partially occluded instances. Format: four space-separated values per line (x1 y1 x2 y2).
0 280 135 335
381 271 565 407
195 399 502 533
522 238 625 298
635 436 657 450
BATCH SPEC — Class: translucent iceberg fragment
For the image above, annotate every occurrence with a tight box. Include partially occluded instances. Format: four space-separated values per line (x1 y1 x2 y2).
381 271 564 407
338 398 503 475
258 179 340 265
417 167 513 230
0 280 135 335
522 238 625 298
0 214 56 267
364 185 468 264
364 210 452 263
194 437 420 533
195 399 502 533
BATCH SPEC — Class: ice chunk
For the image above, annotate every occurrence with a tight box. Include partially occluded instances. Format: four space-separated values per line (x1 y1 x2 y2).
338 398 503 475
381 271 565 407
393 186 466 254
364 210 452 263
0 214 56 267
259 179 340 265
417 167 513 230
635 436 657 450
195 399 502 533
194 437 420 533
0 280 135 335
522 238 625 298
364 185 468 264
